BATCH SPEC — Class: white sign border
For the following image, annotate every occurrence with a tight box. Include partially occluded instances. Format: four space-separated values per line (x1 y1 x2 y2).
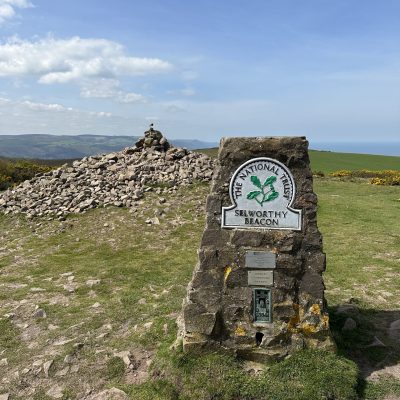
221 157 302 230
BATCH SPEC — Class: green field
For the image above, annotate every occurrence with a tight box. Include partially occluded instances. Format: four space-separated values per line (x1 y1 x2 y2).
1 148 400 399
197 148 400 174
310 150 400 174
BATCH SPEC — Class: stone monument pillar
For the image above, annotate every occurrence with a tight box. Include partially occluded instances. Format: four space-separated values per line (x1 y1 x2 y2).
180 137 334 362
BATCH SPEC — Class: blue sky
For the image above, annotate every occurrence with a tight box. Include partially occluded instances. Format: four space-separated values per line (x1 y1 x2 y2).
0 0 399 143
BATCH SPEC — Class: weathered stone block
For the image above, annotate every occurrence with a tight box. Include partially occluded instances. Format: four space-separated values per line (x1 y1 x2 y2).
303 252 326 273
190 287 222 311
299 271 325 300
191 270 222 289
184 312 217 335
201 229 230 247
230 230 264 247
276 254 302 271
205 194 222 214
274 272 296 290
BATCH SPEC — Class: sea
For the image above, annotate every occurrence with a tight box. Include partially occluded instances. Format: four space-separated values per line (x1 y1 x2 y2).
309 142 400 157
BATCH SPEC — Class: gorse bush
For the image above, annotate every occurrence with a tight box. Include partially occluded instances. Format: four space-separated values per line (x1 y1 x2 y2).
0 173 12 191
329 169 352 177
0 159 53 191
11 160 53 181
329 169 400 186
370 174 400 186
312 170 325 177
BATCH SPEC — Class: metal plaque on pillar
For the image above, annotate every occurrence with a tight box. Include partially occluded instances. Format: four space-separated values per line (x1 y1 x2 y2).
253 288 272 323
245 251 276 269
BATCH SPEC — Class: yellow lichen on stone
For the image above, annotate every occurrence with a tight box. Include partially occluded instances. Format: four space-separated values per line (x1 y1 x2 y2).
310 304 321 315
300 323 318 335
235 325 246 336
287 304 300 332
322 314 329 328
304 338 319 348
224 266 232 282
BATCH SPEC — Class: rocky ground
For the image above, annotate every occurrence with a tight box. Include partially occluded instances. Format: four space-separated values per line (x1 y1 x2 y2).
0 182 209 399
0 129 213 399
0 134 400 399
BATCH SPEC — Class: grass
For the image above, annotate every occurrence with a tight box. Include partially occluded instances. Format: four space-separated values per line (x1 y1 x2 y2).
107 356 126 381
316 178 400 399
310 150 400 174
317 179 400 308
0 177 400 398
197 147 400 174
0 184 207 398
127 349 358 400
363 378 400 400
0 318 22 353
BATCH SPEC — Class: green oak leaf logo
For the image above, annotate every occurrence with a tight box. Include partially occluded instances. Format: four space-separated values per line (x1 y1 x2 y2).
247 175 279 206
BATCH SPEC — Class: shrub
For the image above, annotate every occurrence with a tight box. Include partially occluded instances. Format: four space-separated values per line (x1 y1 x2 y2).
0 174 12 191
329 169 400 186
0 159 54 191
370 175 400 186
313 170 325 177
370 177 386 185
329 170 352 177
10 160 52 182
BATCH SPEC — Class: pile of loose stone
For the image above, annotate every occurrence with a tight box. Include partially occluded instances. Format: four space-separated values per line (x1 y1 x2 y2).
133 124 170 152
0 128 214 219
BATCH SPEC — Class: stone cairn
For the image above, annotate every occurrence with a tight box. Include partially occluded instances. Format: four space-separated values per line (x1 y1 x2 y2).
133 124 170 152
0 128 214 219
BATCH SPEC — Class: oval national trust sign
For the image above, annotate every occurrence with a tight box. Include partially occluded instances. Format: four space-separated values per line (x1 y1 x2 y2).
222 157 302 230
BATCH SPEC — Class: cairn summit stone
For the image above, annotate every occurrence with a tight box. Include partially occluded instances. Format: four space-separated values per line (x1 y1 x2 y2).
0 129 214 219
132 124 170 152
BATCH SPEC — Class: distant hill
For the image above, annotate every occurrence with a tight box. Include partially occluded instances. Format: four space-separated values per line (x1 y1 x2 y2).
172 139 218 150
0 134 137 159
0 134 218 160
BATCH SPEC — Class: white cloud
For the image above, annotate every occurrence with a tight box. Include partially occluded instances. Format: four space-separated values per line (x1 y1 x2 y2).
0 96 112 116
80 78 145 103
163 103 187 113
0 36 172 83
0 4 15 19
0 96 125 134
88 110 112 118
118 92 144 103
0 0 33 25
21 100 71 111
0 96 10 104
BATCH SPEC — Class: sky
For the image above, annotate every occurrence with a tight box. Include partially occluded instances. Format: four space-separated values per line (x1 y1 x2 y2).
0 0 399 143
